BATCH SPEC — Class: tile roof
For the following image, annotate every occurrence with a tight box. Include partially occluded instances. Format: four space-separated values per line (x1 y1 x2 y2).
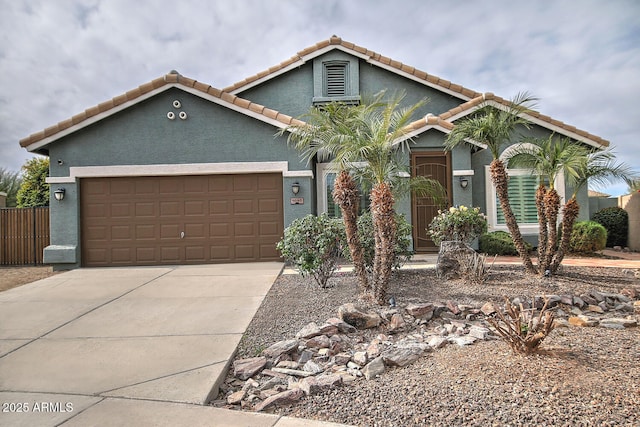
224 35 482 100
437 93 610 148
20 71 305 150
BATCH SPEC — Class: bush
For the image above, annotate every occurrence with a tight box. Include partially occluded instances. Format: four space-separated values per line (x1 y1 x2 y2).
428 205 488 246
592 207 628 247
345 211 413 272
479 231 533 256
569 221 607 253
276 214 345 288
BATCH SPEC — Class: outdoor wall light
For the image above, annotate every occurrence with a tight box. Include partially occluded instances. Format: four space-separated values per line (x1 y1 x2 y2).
291 182 300 195
53 188 66 201
459 176 469 189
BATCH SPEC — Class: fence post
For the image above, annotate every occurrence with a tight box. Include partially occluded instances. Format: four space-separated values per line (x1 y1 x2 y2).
32 206 37 266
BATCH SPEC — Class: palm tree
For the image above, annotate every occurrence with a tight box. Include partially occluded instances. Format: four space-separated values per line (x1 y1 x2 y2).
444 92 538 274
551 147 636 272
505 136 587 274
281 91 445 304
279 102 371 296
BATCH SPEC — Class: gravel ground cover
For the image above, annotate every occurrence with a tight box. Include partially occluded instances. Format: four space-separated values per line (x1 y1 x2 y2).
0 266 56 292
225 265 640 427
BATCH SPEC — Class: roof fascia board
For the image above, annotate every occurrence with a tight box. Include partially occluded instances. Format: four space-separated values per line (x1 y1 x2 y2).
26 84 292 152
447 100 606 149
25 85 173 152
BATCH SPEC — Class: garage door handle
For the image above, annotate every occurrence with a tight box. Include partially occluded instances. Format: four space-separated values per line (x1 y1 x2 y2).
180 231 185 239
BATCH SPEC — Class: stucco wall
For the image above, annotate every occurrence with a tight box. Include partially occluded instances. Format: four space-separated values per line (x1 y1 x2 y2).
620 192 640 251
45 88 313 268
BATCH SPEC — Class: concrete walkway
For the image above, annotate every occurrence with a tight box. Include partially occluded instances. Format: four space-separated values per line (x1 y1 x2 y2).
0 263 351 427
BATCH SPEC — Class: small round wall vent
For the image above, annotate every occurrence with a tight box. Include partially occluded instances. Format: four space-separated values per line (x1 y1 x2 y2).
173 100 182 109
179 111 187 120
167 111 176 120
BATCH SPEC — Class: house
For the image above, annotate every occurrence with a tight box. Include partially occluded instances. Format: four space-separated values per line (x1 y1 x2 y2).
20 36 609 269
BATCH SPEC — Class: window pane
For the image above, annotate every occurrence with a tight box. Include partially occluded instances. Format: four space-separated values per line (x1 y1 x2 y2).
325 172 370 218
496 175 538 224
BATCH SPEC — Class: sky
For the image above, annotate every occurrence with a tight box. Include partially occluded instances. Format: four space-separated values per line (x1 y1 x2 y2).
1 0 639 196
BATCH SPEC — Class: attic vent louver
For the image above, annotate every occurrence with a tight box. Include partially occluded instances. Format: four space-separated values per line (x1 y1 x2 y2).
324 62 347 97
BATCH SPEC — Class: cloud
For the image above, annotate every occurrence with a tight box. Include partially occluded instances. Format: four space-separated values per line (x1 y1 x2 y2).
1 0 638 195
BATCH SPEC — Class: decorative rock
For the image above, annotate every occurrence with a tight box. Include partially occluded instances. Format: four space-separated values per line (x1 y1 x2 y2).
388 313 407 333
634 301 640 313
560 295 574 305
589 291 605 303
599 318 637 328
306 335 331 349
447 300 461 315
587 304 605 314
325 317 357 334
271 367 314 377
352 351 368 366
227 389 246 405
299 374 343 396
362 356 385 380
254 388 304 412
276 360 299 370
553 318 569 328
427 335 448 349
338 303 382 329
573 296 586 308
302 359 324 374
262 339 299 358
346 361 361 370
333 353 352 366
568 315 599 327
233 357 267 380
621 288 638 299
405 303 435 319
468 326 491 340
448 335 476 346
366 340 382 358
581 294 598 306
382 346 424 367
295 322 321 339
480 302 496 316
297 349 314 364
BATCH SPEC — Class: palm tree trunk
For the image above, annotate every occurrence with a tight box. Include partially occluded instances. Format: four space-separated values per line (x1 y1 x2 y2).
370 182 396 305
542 189 561 272
332 171 370 296
490 159 536 274
550 197 579 273
535 185 548 274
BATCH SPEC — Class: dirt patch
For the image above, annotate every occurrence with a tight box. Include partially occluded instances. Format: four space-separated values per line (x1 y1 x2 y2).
0 266 58 292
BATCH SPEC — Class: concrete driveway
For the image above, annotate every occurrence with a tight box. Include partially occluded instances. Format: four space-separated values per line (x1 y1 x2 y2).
0 262 285 426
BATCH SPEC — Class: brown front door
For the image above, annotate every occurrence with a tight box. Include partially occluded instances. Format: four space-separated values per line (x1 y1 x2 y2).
80 174 283 267
411 152 451 252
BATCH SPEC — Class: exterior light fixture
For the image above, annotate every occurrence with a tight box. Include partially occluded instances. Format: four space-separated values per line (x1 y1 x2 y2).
459 176 469 189
291 182 300 195
54 188 66 201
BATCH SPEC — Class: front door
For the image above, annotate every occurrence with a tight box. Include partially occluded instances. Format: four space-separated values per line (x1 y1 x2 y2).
411 152 451 252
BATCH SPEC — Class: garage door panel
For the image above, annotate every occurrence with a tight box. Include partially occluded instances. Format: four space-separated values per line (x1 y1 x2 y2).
81 174 283 266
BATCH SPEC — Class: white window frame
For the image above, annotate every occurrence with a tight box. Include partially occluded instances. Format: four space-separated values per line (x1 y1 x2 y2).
485 166 565 234
317 163 367 215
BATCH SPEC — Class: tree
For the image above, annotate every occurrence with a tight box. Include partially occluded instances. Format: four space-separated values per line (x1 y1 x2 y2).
282 91 445 304
16 157 50 207
551 147 636 272
0 167 22 207
505 136 587 274
281 102 371 297
444 92 538 274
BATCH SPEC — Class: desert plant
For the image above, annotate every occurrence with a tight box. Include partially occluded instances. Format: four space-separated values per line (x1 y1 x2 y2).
569 221 607 253
276 214 345 288
445 92 539 274
479 231 533 256
428 205 488 246
348 211 412 272
592 207 628 247
486 296 555 355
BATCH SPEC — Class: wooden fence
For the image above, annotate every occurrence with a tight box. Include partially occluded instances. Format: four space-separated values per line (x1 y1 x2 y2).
0 207 50 265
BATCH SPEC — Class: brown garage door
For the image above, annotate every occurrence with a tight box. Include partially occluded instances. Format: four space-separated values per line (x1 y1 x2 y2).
81 174 283 267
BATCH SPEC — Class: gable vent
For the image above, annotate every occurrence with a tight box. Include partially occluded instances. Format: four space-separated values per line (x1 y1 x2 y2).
324 62 347 97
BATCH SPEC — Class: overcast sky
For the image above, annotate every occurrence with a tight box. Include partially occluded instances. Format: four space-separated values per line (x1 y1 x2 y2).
1 0 638 195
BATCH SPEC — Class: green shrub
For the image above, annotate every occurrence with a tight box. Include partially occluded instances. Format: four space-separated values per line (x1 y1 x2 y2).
479 231 533 256
345 211 413 272
276 214 345 288
428 205 488 246
569 221 607 253
592 207 628 247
